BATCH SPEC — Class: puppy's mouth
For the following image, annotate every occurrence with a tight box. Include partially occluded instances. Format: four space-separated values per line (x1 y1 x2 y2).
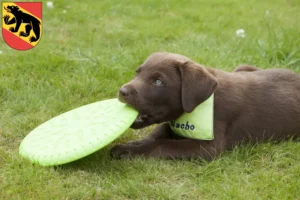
131 113 151 129
119 95 153 129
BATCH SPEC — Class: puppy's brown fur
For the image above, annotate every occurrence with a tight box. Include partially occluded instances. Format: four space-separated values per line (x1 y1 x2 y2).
111 52 300 160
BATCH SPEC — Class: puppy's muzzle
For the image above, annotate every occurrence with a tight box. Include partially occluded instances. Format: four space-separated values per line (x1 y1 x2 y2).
118 84 136 103
118 86 129 103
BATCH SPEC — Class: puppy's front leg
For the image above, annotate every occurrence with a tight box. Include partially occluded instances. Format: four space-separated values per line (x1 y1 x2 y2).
111 138 222 161
110 123 174 158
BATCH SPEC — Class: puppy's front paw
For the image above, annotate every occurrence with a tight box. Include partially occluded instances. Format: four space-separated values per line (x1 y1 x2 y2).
110 144 133 159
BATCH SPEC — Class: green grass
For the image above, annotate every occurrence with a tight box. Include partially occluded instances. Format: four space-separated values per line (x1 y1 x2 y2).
1 0 300 199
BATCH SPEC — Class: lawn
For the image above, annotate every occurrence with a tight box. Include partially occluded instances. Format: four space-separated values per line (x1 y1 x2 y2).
1 0 300 199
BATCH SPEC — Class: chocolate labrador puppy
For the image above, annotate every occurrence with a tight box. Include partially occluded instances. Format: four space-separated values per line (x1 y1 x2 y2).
111 52 300 160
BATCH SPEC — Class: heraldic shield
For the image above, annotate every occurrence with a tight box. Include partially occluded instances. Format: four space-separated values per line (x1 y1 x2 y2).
2 2 42 50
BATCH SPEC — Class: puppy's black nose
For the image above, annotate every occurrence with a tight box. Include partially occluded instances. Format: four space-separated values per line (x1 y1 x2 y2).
119 86 129 97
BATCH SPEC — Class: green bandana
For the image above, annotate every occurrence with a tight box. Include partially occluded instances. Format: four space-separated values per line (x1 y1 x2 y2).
170 94 214 140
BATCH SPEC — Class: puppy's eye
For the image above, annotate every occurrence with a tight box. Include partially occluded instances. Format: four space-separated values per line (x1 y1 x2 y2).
155 79 163 85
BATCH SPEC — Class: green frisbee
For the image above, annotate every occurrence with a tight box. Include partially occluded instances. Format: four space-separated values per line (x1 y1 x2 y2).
19 98 138 166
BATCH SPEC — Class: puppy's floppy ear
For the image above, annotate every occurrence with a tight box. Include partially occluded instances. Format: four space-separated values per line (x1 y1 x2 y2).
178 61 218 113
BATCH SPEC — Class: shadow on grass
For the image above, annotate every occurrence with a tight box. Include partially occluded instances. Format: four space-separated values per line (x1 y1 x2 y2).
52 138 300 176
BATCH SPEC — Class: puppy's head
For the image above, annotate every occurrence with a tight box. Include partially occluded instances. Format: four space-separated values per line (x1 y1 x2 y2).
119 52 218 129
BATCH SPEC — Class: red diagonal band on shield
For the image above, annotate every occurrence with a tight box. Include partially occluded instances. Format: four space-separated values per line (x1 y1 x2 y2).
2 28 33 50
